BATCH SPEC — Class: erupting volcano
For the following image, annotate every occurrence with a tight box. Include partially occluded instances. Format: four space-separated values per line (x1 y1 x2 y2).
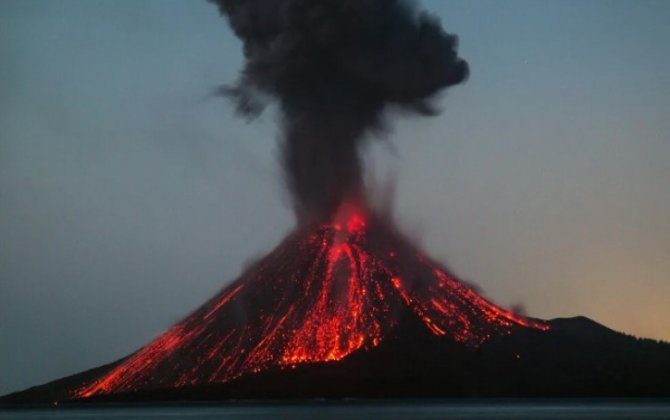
72 203 548 398
4 0 670 405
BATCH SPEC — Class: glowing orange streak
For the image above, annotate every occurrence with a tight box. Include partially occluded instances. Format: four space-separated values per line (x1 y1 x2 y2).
423 317 446 335
76 324 189 397
204 284 244 319
245 308 294 367
430 267 549 331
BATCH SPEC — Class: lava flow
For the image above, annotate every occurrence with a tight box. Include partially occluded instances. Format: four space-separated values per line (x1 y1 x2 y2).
73 204 548 398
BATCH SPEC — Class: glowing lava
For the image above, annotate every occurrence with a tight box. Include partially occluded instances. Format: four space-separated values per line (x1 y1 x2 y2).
74 206 548 398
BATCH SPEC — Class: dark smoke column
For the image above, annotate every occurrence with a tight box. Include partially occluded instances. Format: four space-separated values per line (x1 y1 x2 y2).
211 0 468 224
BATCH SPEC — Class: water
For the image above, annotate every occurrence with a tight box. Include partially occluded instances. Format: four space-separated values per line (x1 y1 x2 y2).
2 401 670 419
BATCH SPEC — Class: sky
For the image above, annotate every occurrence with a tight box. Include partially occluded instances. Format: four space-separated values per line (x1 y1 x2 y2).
1 0 669 396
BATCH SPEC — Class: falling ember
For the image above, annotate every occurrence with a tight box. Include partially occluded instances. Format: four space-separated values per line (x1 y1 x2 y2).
73 204 548 398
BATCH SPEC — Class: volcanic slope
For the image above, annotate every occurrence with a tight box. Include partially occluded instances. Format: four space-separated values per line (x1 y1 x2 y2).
65 206 546 399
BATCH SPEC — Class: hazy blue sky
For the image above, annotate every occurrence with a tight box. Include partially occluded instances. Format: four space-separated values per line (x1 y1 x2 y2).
1 0 669 395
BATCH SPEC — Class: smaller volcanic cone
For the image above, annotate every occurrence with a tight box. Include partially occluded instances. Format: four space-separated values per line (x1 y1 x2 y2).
73 203 547 398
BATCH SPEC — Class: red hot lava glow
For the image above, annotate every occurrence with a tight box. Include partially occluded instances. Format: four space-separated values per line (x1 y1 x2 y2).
74 208 548 398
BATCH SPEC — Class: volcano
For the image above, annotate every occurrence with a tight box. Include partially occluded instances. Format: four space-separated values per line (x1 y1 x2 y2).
71 204 546 399
4 0 670 404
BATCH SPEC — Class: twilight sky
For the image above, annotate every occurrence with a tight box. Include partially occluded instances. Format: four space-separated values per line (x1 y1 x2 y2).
1 0 669 395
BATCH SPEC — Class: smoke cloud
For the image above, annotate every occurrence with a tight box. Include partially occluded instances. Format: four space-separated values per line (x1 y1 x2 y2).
210 0 469 223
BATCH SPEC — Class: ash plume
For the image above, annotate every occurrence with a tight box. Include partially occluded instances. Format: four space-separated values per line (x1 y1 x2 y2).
211 0 469 223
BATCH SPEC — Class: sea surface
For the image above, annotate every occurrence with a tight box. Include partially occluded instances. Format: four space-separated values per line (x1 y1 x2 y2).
1 401 670 419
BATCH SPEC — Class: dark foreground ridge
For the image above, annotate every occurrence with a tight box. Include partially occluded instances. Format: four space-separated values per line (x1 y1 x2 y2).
3 315 669 404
